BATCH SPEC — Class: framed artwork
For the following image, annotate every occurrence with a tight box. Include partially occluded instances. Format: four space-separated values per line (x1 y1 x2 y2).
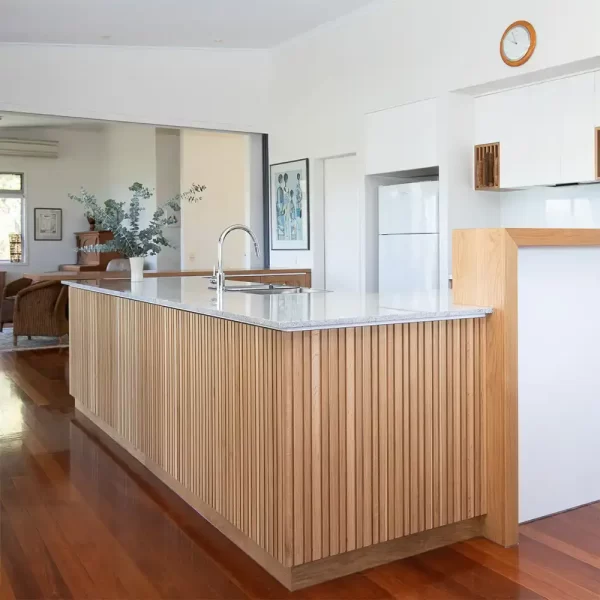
270 158 309 250
34 208 62 241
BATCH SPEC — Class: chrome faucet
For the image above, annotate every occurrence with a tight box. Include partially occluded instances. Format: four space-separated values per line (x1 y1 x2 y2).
213 224 261 292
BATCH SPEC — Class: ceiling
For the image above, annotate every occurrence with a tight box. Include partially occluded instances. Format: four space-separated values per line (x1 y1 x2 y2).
0 112 102 129
2 0 375 49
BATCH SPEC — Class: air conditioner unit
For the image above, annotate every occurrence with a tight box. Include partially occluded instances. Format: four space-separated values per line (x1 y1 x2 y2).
0 138 59 159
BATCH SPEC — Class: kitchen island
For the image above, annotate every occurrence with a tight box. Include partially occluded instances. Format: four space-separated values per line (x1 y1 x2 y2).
66 277 496 589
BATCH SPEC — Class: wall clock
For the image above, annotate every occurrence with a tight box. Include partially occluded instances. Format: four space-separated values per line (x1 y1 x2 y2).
500 20 536 67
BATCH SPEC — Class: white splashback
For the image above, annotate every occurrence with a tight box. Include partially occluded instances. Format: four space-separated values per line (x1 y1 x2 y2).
500 183 600 228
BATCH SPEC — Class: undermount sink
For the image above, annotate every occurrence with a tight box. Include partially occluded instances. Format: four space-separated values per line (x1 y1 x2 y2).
241 286 323 295
208 281 327 295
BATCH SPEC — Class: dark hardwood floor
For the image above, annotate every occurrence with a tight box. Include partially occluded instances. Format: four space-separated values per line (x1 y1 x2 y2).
1 349 599 599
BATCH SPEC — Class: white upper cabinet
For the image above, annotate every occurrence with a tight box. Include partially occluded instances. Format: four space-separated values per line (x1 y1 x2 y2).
560 73 595 184
525 79 562 187
474 72 596 188
499 85 545 188
365 98 438 175
474 92 505 146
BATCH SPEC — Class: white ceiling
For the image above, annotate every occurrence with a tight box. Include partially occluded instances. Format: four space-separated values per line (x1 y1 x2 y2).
2 0 375 49
0 112 102 129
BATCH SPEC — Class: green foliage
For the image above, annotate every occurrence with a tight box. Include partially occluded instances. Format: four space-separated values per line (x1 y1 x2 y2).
69 182 205 258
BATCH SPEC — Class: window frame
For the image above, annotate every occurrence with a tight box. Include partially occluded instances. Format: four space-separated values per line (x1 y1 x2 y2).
0 172 27 265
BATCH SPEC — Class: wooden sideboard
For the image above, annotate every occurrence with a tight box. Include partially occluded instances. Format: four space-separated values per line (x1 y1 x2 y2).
25 268 312 287
60 231 122 272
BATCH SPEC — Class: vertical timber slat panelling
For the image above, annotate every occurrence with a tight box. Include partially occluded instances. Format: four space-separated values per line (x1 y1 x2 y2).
69 288 488 569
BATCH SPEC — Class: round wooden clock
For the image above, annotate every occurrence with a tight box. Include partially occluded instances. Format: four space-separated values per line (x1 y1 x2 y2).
500 20 536 67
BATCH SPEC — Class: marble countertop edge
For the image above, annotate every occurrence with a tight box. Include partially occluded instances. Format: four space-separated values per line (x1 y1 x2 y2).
63 280 492 331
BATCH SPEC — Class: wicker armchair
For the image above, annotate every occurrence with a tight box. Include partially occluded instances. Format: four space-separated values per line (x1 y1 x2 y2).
12 281 69 346
0 277 32 331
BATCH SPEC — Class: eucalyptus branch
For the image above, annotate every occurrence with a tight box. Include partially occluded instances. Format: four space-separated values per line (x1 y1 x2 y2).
70 182 204 258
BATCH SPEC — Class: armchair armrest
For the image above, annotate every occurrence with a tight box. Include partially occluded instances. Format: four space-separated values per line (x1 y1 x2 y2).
2 277 32 301
14 281 61 315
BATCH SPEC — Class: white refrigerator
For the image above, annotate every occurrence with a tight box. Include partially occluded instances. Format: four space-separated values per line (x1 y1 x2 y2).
378 181 439 293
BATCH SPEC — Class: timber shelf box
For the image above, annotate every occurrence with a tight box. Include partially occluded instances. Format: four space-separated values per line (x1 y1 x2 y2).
474 142 500 190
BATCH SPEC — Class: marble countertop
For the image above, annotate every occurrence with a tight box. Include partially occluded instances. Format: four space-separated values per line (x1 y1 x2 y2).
63 278 492 331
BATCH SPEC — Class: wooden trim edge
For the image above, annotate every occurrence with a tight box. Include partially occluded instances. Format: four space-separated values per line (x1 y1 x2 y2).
453 228 600 248
451 229 519 548
506 228 600 247
290 517 484 590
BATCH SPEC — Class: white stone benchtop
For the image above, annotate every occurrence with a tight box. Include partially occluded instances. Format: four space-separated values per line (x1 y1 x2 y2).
63 277 492 331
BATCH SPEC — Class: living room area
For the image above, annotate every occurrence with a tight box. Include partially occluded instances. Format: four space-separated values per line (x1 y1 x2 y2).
0 112 265 350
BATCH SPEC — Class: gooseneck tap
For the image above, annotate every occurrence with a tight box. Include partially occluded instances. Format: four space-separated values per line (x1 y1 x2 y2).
213 224 261 292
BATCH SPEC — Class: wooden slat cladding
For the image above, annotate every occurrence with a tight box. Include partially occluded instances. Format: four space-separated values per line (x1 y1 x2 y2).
69 288 487 569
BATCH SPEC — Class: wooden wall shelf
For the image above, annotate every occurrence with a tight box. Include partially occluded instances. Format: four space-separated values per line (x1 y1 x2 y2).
474 143 500 190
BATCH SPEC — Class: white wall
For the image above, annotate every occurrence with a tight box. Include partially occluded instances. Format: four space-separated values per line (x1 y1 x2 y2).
271 0 600 159
248 134 264 269
0 44 271 134
269 0 600 279
156 128 181 271
6 0 600 280
0 127 105 280
180 130 264 270
323 154 361 292
104 123 158 267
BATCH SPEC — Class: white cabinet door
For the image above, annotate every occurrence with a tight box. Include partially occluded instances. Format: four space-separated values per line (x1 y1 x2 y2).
474 92 505 145
528 79 562 187
365 98 438 175
497 85 535 189
500 81 562 188
475 86 533 188
558 73 595 184
475 76 596 189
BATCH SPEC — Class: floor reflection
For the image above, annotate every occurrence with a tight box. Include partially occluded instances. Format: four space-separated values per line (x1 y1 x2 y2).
0 374 26 436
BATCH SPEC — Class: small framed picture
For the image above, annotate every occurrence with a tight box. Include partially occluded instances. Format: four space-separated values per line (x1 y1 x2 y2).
270 158 310 251
34 208 63 241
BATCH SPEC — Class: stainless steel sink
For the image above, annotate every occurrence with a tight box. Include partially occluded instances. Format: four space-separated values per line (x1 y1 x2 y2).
241 286 323 295
208 281 328 294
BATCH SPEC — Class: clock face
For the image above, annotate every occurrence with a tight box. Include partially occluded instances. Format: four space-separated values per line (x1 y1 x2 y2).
501 21 536 66
502 25 531 61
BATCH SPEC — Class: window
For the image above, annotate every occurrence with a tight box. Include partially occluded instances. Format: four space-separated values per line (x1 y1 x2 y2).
0 173 25 263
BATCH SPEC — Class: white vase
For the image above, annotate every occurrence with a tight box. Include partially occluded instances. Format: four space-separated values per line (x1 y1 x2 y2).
129 257 145 282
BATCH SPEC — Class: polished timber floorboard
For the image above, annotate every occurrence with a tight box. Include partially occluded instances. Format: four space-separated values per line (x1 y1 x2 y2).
2 350 600 599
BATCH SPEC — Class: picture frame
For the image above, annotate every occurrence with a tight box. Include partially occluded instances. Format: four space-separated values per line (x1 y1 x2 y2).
269 158 310 251
34 208 63 241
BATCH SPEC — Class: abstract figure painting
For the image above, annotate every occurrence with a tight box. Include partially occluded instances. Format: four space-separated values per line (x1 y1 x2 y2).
270 159 309 250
